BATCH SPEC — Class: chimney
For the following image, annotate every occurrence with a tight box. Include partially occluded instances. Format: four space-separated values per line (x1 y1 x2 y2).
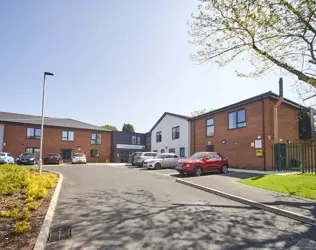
279 77 283 97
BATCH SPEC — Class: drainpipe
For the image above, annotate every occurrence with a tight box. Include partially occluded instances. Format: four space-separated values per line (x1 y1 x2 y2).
273 78 284 144
261 97 267 171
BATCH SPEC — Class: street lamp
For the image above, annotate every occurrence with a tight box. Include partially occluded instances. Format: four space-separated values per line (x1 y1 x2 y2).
38 72 54 173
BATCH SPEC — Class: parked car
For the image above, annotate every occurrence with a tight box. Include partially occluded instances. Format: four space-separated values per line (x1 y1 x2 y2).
129 151 142 166
43 153 63 165
175 152 228 176
0 152 15 164
133 152 158 166
143 153 180 169
72 153 87 164
16 152 39 165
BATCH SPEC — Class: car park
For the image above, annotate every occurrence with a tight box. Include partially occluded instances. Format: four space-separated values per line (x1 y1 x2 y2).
133 152 158 166
176 152 228 176
72 153 87 164
43 153 63 165
16 152 39 165
0 152 15 164
143 153 180 169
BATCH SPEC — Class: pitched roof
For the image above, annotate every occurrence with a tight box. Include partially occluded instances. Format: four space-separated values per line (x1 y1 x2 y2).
149 112 190 133
190 91 304 120
0 111 111 132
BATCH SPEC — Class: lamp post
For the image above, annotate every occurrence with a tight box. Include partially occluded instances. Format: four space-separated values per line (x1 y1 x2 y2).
38 72 54 173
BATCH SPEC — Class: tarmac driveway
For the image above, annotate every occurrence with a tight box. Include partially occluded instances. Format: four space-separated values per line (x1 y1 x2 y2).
44 164 316 250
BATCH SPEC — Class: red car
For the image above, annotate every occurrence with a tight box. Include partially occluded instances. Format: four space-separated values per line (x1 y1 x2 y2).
175 152 228 176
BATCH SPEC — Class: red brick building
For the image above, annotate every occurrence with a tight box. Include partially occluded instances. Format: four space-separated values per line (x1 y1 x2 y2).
0 112 112 162
190 91 303 171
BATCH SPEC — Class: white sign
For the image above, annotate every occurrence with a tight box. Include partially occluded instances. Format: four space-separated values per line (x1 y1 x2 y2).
255 140 262 149
116 144 145 150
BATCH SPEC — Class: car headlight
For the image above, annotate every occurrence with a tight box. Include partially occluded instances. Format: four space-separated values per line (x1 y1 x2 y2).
30 158 34 161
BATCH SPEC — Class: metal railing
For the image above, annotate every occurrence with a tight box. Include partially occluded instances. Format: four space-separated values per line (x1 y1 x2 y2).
273 142 316 173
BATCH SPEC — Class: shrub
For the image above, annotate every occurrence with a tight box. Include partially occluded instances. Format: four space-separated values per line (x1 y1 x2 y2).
0 208 19 219
26 201 38 211
15 220 31 233
18 208 31 220
0 165 29 195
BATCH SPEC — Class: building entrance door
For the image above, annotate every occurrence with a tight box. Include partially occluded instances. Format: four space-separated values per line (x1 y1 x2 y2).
61 149 74 161
120 151 129 163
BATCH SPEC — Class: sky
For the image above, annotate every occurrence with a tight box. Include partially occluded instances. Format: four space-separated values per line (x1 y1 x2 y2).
0 0 305 133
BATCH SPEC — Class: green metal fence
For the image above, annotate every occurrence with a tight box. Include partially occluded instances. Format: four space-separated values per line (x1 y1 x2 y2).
273 142 316 173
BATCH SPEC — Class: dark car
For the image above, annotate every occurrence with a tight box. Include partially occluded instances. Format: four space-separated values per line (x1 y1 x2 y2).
175 152 228 177
16 153 39 165
43 154 63 165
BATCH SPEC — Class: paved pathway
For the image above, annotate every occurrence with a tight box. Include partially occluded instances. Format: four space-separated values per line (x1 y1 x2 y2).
44 165 316 250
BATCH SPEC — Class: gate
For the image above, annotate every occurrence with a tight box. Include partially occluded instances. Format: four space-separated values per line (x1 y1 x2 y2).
273 142 316 173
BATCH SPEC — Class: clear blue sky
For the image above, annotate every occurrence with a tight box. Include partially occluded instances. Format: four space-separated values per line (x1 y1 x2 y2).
0 0 302 133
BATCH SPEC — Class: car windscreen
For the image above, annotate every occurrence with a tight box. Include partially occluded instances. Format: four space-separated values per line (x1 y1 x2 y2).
154 154 164 159
74 153 84 157
189 153 205 159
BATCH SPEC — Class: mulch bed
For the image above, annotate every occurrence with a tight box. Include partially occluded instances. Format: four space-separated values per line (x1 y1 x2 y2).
0 188 55 250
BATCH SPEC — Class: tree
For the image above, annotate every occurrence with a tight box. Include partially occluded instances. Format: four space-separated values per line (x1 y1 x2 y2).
101 124 118 131
189 0 316 100
191 108 214 117
122 123 135 133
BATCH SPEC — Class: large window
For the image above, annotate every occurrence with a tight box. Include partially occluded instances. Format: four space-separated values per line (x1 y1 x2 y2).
206 118 214 137
26 147 40 155
180 147 185 158
62 131 74 141
27 128 41 139
161 149 165 153
228 109 246 129
137 136 140 145
132 136 136 144
91 133 102 145
172 126 180 139
156 131 162 142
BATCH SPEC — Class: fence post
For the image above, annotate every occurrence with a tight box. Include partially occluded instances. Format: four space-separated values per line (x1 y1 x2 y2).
301 143 306 173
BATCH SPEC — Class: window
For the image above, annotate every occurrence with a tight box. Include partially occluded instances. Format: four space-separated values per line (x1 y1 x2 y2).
161 149 165 153
27 128 41 139
132 136 136 144
153 150 158 153
137 137 140 145
90 149 100 157
206 118 214 137
169 148 175 153
180 147 185 158
228 109 246 129
172 126 180 139
171 155 179 159
62 131 74 141
156 132 162 142
7 153 12 157
144 153 152 156
26 147 40 155
91 133 102 145
147 135 151 146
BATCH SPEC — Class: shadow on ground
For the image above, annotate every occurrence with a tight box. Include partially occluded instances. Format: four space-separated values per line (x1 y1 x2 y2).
46 189 316 250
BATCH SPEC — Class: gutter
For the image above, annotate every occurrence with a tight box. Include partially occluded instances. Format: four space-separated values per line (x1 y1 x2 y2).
273 78 284 144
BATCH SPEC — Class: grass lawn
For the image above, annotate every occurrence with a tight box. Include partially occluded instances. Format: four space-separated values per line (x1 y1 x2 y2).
238 174 316 200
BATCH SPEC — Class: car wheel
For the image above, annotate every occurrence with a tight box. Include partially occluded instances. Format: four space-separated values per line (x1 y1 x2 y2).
178 170 184 177
221 164 228 174
155 163 161 170
194 166 203 177
132 163 135 166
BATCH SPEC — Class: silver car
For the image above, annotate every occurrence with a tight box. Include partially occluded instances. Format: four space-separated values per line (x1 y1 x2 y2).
143 153 180 169
133 152 158 166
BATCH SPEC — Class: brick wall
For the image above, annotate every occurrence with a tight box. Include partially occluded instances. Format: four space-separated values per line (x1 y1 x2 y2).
3 123 111 163
191 98 301 171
